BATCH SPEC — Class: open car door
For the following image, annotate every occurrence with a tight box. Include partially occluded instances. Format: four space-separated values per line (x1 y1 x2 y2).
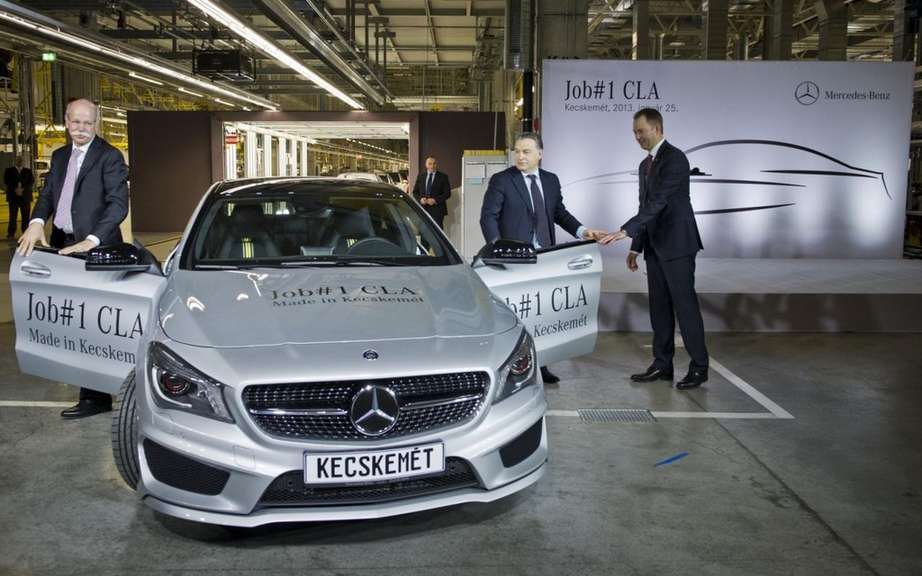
10 248 166 394
474 240 602 365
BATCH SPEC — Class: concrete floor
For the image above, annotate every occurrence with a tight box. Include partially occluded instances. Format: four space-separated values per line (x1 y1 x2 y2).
1 324 920 576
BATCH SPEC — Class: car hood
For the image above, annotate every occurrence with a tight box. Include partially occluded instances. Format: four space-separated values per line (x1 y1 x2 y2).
158 265 517 348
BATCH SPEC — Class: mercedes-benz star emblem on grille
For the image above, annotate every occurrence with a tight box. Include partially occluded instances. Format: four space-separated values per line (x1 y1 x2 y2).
794 81 819 106
363 349 379 361
350 385 399 436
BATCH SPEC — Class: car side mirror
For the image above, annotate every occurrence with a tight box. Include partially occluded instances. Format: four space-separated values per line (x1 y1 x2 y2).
85 243 152 272
478 239 537 266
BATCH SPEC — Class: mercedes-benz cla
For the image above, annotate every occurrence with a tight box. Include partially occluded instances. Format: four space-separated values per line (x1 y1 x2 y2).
12 178 601 527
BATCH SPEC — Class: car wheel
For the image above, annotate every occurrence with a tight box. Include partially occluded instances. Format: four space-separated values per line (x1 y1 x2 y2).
111 372 140 490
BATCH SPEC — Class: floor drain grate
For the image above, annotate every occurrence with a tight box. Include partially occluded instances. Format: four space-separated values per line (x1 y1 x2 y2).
577 409 656 424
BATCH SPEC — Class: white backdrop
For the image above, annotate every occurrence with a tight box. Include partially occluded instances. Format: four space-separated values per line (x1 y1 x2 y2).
541 60 914 258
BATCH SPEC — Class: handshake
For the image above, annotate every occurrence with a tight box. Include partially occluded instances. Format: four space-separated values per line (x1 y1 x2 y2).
582 228 629 245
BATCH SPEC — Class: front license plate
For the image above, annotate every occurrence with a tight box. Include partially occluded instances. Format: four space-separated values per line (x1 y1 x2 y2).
304 443 445 485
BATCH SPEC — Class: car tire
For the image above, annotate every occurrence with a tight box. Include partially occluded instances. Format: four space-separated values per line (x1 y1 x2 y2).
112 371 140 490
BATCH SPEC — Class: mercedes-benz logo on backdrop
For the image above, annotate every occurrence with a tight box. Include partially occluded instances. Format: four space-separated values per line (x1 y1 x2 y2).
794 81 819 105
350 385 399 436
363 349 379 361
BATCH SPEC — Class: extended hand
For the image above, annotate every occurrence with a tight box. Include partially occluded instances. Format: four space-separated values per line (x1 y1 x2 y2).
582 228 610 242
59 239 96 256
602 230 629 244
16 222 48 257
626 252 639 272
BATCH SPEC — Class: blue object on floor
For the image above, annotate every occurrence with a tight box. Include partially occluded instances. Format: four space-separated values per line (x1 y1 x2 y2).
654 452 689 468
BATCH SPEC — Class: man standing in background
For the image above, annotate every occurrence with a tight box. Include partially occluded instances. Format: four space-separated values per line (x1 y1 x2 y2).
4 156 34 239
412 155 451 229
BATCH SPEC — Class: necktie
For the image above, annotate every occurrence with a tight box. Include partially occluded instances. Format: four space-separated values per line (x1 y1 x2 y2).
54 147 83 234
645 154 654 177
528 174 552 248
425 172 433 196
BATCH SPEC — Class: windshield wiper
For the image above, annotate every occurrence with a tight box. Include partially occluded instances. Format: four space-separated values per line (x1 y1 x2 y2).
195 263 285 270
280 258 399 267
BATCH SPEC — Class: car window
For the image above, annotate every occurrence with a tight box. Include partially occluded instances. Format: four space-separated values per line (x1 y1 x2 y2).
185 188 459 269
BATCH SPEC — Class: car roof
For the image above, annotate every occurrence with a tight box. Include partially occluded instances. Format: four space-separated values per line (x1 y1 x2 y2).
210 177 404 198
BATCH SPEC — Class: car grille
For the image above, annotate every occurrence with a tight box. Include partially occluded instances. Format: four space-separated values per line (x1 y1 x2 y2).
257 457 481 507
242 371 490 440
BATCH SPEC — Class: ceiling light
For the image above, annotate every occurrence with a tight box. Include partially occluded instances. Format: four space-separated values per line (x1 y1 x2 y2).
185 0 363 110
0 9 277 110
179 87 204 98
130 71 163 85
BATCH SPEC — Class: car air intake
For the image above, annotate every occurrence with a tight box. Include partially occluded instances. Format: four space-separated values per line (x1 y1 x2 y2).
499 418 543 468
143 439 230 495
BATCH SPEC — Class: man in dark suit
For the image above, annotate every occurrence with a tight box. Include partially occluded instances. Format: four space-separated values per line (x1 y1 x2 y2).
606 108 709 389
17 97 130 418
480 132 609 383
4 156 34 239
412 155 451 228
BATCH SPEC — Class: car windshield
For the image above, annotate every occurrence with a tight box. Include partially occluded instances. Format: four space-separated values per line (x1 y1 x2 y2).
184 185 460 269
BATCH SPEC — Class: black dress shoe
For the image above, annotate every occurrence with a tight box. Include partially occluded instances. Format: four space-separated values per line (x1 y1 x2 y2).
676 369 708 390
61 400 112 419
630 366 673 382
540 366 560 384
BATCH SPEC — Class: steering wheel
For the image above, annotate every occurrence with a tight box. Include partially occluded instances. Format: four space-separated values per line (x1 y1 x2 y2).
345 237 407 256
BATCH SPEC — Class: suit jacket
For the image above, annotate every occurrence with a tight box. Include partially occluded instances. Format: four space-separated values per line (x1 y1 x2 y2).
412 170 451 218
32 137 129 245
621 140 702 261
4 166 34 201
480 166 581 246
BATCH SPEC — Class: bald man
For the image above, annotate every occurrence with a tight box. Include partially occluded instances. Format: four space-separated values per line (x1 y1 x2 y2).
18 98 129 418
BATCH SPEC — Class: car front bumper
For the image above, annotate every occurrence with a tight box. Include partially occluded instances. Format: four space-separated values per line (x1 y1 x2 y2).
136 362 548 526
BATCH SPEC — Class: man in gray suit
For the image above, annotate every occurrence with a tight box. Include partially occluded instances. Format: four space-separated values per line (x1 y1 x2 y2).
17 97 129 418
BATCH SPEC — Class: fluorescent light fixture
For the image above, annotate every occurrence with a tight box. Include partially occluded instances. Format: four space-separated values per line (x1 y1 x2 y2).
214 98 233 106
178 87 204 98
35 123 66 132
103 117 128 125
0 9 277 110
116 112 126 117
185 0 363 110
242 107 251 111
130 71 163 85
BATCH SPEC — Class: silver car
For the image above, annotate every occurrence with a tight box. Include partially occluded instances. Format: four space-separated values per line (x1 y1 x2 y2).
11 178 601 527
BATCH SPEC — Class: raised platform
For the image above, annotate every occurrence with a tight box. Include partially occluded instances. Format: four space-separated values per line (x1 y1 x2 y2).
599 257 922 332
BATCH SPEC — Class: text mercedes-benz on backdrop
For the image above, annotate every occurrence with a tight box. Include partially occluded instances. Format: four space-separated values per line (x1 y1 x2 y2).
10 178 601 527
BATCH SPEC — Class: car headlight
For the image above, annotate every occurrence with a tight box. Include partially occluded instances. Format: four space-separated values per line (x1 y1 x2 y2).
493 330 538 403
148 342 234 423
